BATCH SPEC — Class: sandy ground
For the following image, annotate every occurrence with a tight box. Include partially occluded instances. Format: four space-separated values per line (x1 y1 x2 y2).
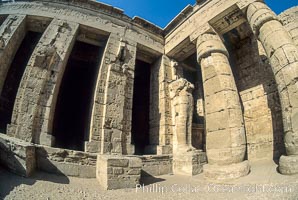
1 160 298 200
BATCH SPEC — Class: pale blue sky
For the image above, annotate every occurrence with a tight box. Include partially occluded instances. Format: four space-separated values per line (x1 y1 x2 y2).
97 0 297 28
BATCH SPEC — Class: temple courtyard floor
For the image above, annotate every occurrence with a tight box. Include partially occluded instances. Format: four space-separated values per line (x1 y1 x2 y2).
1 160 298 200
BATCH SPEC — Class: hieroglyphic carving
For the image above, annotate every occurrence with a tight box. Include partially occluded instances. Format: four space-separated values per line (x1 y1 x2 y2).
7 19 79 144
100 38 136 155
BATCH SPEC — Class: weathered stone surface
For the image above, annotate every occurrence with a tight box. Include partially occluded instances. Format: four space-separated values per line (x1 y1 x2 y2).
172 150 206 176
140 155 173 176
0 15 26 95
203 160 250 181
148 55 173 155
96 155 142 190
226 32 285 161
169 78 194 151
197 32 249 179
279 155 298 175
0 133 35 177
279 7 298 46
36 146 97 178
7 19 79 144
247 2 298 175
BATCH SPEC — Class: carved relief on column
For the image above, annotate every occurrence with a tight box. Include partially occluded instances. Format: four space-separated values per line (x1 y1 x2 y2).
196 31 250 180
0 15 26 95
100 38 136 155
147 55 173 155
87 33 136 155
7 19 79 144
86 34 120 153
247 2 298 175
169 78 194 152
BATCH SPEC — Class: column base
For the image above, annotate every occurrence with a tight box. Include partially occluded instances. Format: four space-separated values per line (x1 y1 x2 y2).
203 160 250 181
279 155 298 175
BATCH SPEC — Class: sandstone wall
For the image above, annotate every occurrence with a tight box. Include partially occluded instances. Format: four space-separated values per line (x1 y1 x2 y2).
36 146 97 178
231 37 285 161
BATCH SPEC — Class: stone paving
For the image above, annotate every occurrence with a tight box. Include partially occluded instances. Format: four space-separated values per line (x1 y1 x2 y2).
1 160 298 200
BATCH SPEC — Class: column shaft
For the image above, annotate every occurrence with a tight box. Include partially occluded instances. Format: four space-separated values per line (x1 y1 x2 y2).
8 19 79 144
88 34 136 155
148 55 173 154
101 39 136 155
197 32 249 180
0 15 26 95
247 2 298 175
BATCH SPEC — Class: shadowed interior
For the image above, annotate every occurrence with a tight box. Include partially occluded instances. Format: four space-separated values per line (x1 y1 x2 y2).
131 59 151 155
0 31 42 133
52 41 104 151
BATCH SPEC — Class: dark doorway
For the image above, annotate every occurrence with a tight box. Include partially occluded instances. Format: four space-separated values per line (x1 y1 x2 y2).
131 59 151 155
52 41 103 151
0 15 7 26
0 31 42 133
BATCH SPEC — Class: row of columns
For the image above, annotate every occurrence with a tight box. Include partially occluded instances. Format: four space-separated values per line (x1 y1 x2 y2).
0 1 297 179
193 1 298 179
247 2 298 175
0 15 137 156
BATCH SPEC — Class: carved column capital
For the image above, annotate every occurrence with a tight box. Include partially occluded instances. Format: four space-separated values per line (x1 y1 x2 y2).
196 32 228 63
246 1 278 35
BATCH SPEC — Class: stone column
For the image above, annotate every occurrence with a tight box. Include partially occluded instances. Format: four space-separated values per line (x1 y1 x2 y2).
87 34 136 155
7 19 79 144
247 2 298 175
100 38 136 155
146 55 173 155
86 33 120 153
0 15 26 95
196 32 250 180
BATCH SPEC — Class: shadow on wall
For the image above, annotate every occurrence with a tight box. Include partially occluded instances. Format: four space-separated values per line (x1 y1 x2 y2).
224 25 286 162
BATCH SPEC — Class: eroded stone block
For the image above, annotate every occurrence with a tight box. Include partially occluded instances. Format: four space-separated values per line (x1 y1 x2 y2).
173 150 206 176
0 133 35 177
96 155 142 190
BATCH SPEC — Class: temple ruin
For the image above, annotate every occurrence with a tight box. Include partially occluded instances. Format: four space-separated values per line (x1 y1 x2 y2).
0 0 297 190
